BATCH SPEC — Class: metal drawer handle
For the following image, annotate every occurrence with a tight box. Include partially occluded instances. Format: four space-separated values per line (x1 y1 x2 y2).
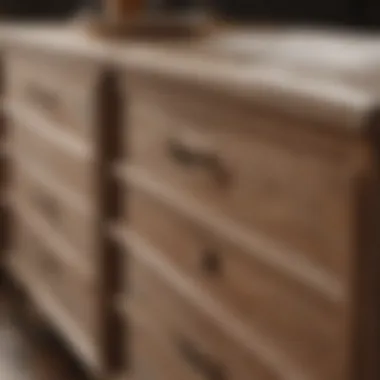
175 335 227 380
200 248 222 276
167 137 229 186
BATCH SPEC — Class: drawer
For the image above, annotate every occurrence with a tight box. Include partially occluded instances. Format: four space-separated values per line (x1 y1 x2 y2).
12 219 39 272
126 94 355 280
5 51 100 142
12 201 97 338
10 212 99 370
13 217 97 338
13 161 96 260
12 219 61 290
129 304 211 380
125 189 349 380
11 118 95 199
54 260 98 338
127 256 280 380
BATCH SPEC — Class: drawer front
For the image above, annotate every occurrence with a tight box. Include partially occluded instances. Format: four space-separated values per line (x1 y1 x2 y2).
126 94 355 280
129 305 213 380
126 190 349 380
13 207 97 337
11 118 95 199
5 52 99 142
12 219 61 290
12 219 40 274
16 221 97 338
54 260 98 338
128 253 287 380
13 164 96 260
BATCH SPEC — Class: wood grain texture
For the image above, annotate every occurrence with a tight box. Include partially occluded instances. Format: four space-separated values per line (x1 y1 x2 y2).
4 50 101 143
3 25 380 380
124 187 348 379
11 156 96 264
0 301 32 380
0 282 94 380
115 43 380 380
6 103 95 200
125 88 357 281
2 38 108 378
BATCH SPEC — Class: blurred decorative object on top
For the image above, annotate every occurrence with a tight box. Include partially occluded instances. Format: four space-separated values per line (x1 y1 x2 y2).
88 0 215 39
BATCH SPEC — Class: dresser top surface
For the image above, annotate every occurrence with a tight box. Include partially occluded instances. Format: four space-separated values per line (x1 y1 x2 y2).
2 23 380 134
0 23 110 61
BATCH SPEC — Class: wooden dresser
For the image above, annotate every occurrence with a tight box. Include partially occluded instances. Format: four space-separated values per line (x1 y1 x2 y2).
1 27 110 377
1 25 380 380
110 43 380 380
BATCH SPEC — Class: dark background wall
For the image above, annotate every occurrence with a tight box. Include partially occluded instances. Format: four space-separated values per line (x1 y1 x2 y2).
163 0 379 27
0 0 377 28
0 0 83 19
215 0 378 28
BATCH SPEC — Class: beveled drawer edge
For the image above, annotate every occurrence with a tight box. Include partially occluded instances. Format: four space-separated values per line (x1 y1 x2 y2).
115 164 344 304
10 193 96 282
6 256 100 375
5 100 93 160
12 151 93 217
110 223 307 380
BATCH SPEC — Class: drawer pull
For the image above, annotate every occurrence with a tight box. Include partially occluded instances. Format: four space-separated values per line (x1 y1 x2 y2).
167 138 229 186
200 249 222 275
176 336 226 380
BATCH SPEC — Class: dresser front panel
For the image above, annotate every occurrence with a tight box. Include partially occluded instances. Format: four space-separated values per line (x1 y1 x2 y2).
5 51 100 143
123 188 349 380
11 193 98 340
12 161 96 262
127 253 282 380
53 258 98 339
125 83 356 282
11 217 55 283
129 307 203 380
11 117 95 199
2 35 106 376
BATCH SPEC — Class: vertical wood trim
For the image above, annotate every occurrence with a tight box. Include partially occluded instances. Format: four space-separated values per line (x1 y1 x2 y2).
96 67 124 378
352 119 380 380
